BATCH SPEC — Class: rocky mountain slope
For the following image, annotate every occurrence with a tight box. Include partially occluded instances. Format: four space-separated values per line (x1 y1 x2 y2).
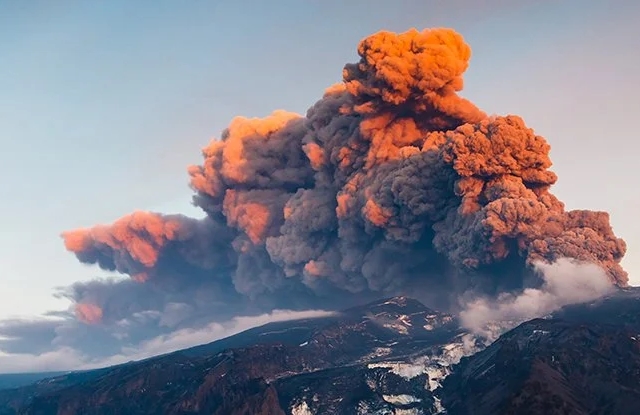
0 296 475 414
1 289 640 414
441 288 640 415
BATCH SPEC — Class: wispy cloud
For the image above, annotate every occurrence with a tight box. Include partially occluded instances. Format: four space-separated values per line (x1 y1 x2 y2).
0 309 335 374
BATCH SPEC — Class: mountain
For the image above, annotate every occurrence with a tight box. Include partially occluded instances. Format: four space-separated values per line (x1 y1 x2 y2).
0 296 474 414
441 288 640 415
0 374 67 392
1 289 640 414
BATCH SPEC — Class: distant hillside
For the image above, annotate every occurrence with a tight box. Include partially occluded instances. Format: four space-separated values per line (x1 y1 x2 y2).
0 373 66 391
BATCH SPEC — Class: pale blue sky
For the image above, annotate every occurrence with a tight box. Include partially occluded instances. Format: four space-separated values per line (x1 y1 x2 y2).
1 0 639 320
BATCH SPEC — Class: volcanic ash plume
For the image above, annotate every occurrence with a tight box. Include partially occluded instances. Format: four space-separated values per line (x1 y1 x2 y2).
62 28 627 324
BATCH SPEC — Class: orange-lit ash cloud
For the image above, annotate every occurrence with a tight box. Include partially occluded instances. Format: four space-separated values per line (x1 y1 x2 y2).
62 27 627 324
75 303 103 324
62 211 192 272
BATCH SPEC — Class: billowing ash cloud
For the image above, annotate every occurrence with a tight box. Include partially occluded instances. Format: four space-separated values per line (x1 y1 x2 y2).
60 27 626 329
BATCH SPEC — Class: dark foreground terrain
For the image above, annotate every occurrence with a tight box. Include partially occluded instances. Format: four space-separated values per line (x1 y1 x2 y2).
1 289 639 414
442 288 640 415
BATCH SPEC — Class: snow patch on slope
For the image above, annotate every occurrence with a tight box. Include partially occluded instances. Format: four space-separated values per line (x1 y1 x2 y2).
378 314 413 335
357 403 423 415
394 409 422 415
383 394 421 405
368 334 481 392
291 400 314 415
432 396 446 414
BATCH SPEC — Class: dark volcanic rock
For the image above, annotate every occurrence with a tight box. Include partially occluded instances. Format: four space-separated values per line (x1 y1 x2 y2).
441 288 640 415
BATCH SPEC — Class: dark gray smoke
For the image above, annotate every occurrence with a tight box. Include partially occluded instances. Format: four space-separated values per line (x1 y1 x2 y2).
61 27 627 327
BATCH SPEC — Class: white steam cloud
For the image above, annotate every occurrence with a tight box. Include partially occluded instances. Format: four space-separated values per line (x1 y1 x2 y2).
459 258 616 341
